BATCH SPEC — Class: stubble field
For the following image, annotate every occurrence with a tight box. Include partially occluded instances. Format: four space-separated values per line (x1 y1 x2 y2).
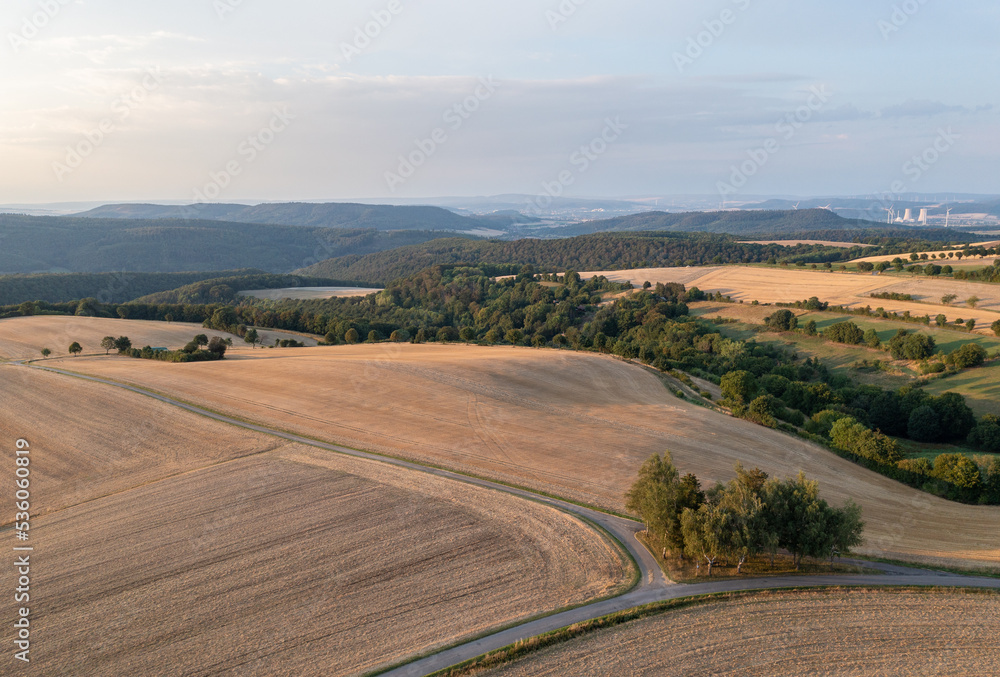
52 338 1000 569
582 266 1000 330
0 366 628 676
0 315 317 360
480 589 1000 677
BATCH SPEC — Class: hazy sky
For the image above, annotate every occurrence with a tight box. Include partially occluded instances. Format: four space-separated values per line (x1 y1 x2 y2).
1 1 997 204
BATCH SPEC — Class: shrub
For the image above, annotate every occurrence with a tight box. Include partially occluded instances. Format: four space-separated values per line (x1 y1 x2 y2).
907 405 941 442
932 454 981 489
887 330 935 360
720 370 758 405
949 343 986 369
765 309 797 332
830 417 902 464
969 415 1000 452
863 328 881 349
825 321 864 345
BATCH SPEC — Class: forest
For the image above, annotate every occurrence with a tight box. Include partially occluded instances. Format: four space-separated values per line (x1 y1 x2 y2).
0 269 259 305
297 230 975 284
0 214 467 274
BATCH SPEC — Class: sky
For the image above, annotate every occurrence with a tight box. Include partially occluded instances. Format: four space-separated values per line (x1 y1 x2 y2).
1 0 997 204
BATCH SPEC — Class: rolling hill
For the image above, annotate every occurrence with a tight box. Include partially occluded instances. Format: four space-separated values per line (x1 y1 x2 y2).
544 209 884 237
74 201 491 231
0 214 470 274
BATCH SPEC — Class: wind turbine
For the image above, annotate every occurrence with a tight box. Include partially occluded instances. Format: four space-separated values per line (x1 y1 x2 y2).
821 204 833 211
885 206 895 224
946 208 952 228
793 201 800 210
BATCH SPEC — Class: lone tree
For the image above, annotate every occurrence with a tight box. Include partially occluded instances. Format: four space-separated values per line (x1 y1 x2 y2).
243 328 259 349
344 328 360 344
101 336 116 355
40 348 51 358
114 336 132 354
68 342 83 356
967 296 981 309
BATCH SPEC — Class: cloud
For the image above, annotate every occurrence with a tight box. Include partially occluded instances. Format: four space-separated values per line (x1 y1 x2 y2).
879 99 980 118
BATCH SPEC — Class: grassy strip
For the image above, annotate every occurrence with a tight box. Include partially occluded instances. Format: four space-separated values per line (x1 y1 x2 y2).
427 586 1000 676
635 531 879 583
851 553 1000 579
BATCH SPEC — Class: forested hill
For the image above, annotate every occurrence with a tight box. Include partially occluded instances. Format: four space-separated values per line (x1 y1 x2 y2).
547 209 880 236
0 270 263 306
74 202 488 231
295 232 864 284
0 214 470 274
132 273 377 305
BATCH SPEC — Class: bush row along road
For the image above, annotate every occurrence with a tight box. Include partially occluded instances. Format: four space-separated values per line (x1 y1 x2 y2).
21 362 1000 677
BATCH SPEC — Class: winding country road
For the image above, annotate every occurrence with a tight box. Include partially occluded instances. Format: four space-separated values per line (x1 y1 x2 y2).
19 362 1000 677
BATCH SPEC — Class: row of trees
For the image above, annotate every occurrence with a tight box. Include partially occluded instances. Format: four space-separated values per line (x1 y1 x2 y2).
100 334 229 362
625 453 864 575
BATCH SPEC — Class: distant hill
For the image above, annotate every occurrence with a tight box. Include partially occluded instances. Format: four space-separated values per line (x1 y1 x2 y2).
544 209 881 237
75 202 490 231
0 214 471 274
948 199 1000 217
0 269 261 306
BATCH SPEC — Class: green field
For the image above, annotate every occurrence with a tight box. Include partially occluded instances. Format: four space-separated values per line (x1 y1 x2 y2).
696 310 1000 409
795 313 1000 354
921 361 1000 417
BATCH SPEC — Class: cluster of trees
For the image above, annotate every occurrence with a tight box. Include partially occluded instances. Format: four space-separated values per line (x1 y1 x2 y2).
101 334 229 362
869 291 914 301
625 453 864 575
768 310 990 369
896 453 1000 502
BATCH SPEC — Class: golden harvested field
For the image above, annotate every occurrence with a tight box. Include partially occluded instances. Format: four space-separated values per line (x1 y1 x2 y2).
0 367 627 676
58 344 1000 569
0 365 279 517
481 589 1000 677
850 242 1000 265
238 286 381 300
0 315 315 360
582 266 1000 330
739 239 873 248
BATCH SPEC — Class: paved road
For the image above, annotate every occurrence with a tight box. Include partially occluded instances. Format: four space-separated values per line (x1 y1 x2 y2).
21 363 1000 677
